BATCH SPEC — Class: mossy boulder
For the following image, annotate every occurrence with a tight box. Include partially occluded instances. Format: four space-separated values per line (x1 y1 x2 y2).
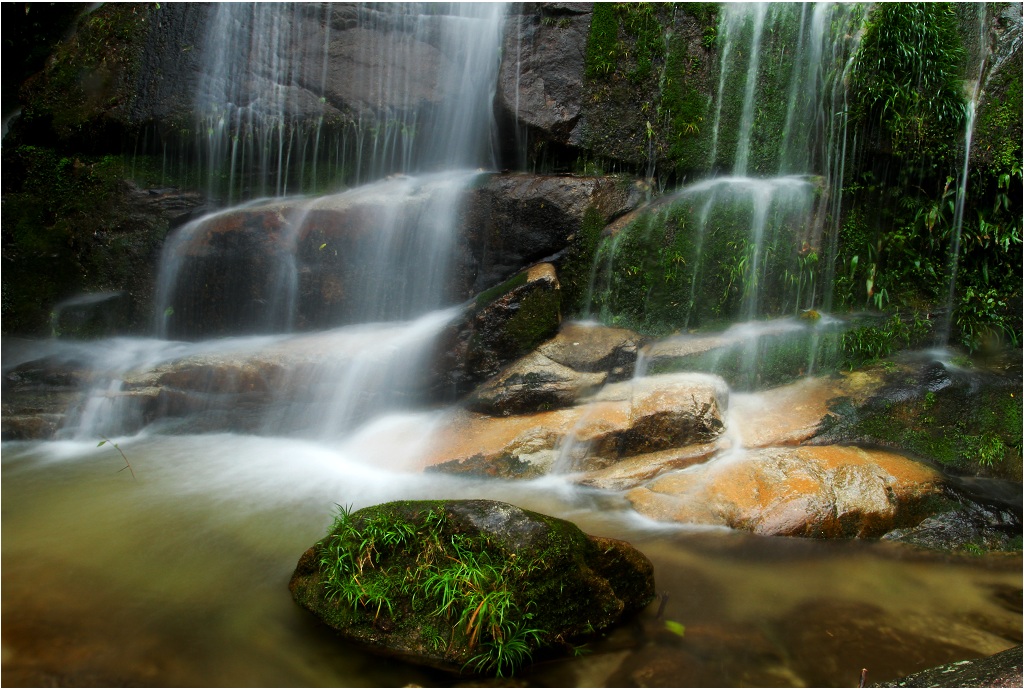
288 499 655 676
432 264 563 399
813 355 1024 482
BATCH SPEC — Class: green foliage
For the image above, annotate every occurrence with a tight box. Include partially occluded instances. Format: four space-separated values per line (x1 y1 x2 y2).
850 3 966 162
618 3 666 85
587 192 818 335
586 3 667 83
97 436 136 479
660 30 712 172
839 311 932 369
585 3 620 79
834 5 1021 352
316 504 547 677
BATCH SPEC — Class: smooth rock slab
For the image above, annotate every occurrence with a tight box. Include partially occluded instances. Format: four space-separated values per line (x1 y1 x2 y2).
626 446 944 537
289 500 655 675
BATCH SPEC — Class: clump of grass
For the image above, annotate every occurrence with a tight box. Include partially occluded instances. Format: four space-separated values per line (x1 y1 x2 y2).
316 504 547 677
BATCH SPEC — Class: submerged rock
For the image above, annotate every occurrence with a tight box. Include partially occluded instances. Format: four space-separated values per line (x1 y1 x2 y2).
871 644 1022 688
626 446 944 537
288 500 655 676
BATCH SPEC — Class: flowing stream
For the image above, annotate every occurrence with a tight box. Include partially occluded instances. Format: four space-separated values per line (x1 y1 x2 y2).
3 434 1020 687
3 3 1020 687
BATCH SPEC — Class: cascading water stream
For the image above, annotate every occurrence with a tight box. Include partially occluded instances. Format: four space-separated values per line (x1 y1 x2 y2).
64 4 508 441
192 3 505 201
939 9 991 347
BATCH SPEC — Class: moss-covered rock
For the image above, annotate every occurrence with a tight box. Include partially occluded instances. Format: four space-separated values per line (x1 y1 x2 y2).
288 499 655 676
871 644 1022 688
432 263 563 399
813 355 1024 482
0 144 206 336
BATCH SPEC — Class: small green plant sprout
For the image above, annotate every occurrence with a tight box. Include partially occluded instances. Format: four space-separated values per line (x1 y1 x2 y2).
664 620 686 637
98 436 135 479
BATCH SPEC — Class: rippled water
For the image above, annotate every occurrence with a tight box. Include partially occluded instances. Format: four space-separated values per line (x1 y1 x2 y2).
3 432 1019 687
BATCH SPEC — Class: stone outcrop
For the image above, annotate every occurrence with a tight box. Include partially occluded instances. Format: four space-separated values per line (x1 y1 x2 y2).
539 321 642 379
462 173 645 296
431 264 563 401
625 446 945 537
158 173 638 339
465 352 606 416
465 321 643 416
424 372 727 477
289 499 655 675
496 5 591 155
812 355 1024 482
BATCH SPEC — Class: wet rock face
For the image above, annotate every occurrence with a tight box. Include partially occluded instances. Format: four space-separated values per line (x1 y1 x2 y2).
625 446 945 538
462 173 645 296
496 6 590 152
288 499 655 675
1 357 93 440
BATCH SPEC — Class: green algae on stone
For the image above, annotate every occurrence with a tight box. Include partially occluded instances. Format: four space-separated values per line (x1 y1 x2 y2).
814 358 1023 482
289 500 655 676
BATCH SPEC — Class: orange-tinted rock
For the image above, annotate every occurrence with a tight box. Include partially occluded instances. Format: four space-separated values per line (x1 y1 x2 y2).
625 446 943 537
423 373 727 477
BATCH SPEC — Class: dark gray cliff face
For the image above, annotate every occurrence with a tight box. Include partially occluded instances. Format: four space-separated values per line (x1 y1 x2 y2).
129 3 211 125
496 4 591 166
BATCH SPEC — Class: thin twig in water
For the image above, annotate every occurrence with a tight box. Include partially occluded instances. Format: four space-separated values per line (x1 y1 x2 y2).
655 592 670 620
98 436 135 480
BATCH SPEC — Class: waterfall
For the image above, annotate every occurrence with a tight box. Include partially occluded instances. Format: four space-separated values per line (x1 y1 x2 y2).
591 4 864 333
730 4 767 176
192 3 505 201
61 4 509 439
939 8 991 346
